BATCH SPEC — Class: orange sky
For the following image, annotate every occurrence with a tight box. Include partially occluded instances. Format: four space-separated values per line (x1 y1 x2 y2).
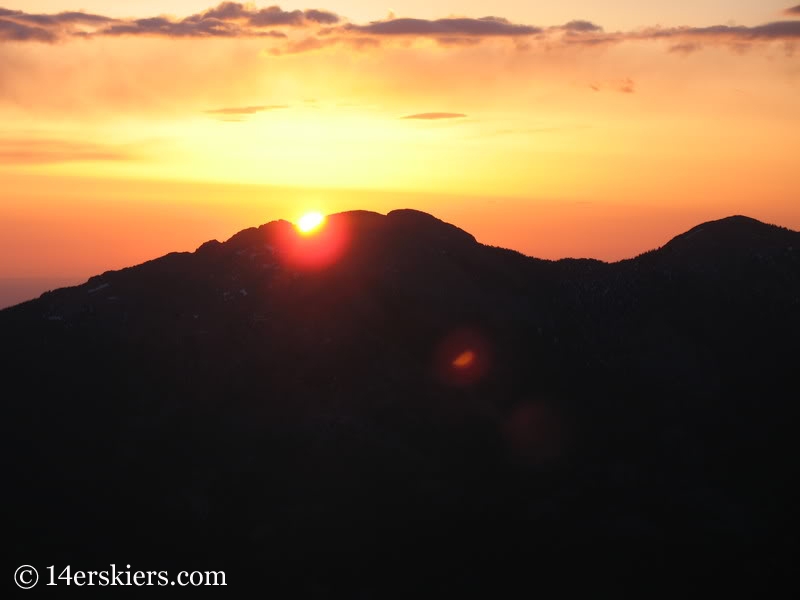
1 2 799 305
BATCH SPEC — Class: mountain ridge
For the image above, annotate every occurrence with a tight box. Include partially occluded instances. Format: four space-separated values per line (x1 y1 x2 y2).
3 211 795 312
2 208 798 590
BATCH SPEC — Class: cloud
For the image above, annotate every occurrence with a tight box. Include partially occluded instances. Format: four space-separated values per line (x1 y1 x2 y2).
181 3 340 28
98 16 287 39
0 18 56 42
196 2 251 21
559 20 603 33
402 112 467 120
205 104 288 115
668 42 702 54
784 5 800 16
268 36 327 54
0 7 112 26
559 20 800 49
588 79 636 94
2 3 799 53
0 3 338 42
269 34 380 55
338 17 541 37
618 78 635 94
0 139 137 164
205 104 289 118
331 14 800 52
304 9 341 25
648 21 800 41
0 7 114 42
432 36 483 47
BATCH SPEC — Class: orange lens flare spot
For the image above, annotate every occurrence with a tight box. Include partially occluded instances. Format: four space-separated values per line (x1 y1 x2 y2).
434 328 491 387
296 212 325 235
452 350 476 369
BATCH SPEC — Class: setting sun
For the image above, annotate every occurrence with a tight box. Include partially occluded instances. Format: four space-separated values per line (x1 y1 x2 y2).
297 212 325 234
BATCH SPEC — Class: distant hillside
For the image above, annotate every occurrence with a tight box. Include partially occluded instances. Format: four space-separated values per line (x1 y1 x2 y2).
2 210 798 591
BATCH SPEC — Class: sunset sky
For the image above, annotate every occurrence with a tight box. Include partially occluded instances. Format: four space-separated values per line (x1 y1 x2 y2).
1 1 799 306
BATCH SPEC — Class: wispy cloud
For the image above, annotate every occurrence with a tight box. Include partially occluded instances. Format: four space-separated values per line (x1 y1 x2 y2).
618 78 635 94
205 105 289 115
668 42 702 55
204 104 289 121
268 34 380 55
0 139 138 164
563 20 800 48
402 112 467 120
784 5 800 16
644 21 800 41
588 79 636 94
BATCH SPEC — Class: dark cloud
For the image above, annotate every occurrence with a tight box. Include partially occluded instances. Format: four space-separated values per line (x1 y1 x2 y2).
402 112 467 120
0 139 136 164
249 7 306 27
205 105 289 115
562 20 800 48
0 18 56 42
0 7 110 42
653 21 800 40
99 16 288 38
340 17 541 37
784 5 800 15
251 7 340 26
668 42 702 54
560 20 603 32
0 8 111 26
0 3 337 42
304 9 340 25
192 3 340 27
197 2 251 21
96 3 340 38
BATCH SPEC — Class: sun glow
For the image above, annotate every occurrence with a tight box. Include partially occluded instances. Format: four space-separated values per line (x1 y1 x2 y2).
297 212 325 234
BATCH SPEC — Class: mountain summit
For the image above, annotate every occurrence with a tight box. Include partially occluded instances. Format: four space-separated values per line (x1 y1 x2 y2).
2 210 798 590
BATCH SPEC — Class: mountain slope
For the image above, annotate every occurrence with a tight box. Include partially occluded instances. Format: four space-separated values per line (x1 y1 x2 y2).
2 210 798 590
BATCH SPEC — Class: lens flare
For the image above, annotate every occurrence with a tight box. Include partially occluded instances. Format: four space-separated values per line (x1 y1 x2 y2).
434 328 491 387
452 350 476 369
297 212 325 234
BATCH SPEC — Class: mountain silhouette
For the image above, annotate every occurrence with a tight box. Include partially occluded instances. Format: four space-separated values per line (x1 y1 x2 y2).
2 210 797 591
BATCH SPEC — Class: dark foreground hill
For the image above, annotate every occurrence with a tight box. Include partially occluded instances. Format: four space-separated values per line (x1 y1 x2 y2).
2 210 798 592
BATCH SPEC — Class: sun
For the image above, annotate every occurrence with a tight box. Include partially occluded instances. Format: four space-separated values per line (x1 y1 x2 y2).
296 212 325 234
